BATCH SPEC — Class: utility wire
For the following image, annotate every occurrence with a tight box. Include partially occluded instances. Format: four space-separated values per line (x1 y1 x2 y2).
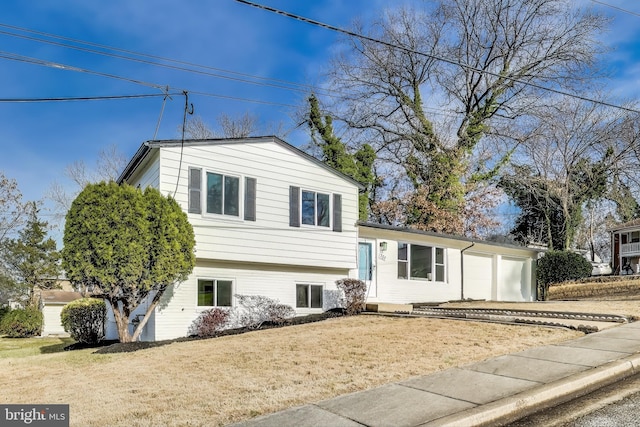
0 50 165 90
0 22 333 97
0 94 176 102
234 0 640 115
0 50 299 109
590 0 640 18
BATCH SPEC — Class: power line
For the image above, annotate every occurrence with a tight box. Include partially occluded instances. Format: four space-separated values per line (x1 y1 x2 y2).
590 0 640 18
0 94 176 103
234 0 640 115
0 22 333 98
0 21 464 117
0 50 166 90
0 51 299 109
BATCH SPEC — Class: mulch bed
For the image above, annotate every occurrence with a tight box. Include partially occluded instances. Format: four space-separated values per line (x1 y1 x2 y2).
65 309 345 354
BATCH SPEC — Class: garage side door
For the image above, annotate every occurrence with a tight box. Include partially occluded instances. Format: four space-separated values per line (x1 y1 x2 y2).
498 257 530 301
463 252 493 300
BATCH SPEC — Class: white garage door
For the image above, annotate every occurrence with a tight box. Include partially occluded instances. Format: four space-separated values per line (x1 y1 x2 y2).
42 305 65 336
463 252 493 300
498 257 530 301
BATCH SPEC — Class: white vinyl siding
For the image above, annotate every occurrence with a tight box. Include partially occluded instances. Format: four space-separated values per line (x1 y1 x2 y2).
125 150 160 190
150 261 347 341
158 141 359 269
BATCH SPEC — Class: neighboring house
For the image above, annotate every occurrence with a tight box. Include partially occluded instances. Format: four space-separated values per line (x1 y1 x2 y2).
111 136 542 342
610 219 640 275
40 290 82 336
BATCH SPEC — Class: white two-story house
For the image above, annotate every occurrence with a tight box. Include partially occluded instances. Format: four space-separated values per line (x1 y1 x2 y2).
111 136 542 341
114 136 362 340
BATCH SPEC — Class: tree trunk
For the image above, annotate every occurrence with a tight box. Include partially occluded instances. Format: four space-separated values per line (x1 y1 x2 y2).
109 300 133 343
131 291 163 342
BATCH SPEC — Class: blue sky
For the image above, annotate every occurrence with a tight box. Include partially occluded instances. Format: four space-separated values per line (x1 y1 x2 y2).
0 0 639 235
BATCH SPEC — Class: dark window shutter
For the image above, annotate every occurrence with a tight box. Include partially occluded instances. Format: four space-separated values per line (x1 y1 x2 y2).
244 177 257 221
188 167 201 214
333 193 342 232
289 186 300 227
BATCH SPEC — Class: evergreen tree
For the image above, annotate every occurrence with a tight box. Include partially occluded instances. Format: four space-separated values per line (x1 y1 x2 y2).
0 203 60 306
62 182 195 342
308 94 376 221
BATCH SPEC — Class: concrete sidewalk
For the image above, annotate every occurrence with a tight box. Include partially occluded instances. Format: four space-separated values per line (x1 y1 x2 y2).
232 321 640 427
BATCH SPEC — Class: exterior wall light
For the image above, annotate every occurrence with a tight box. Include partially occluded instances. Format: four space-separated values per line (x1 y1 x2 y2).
379 241 387 251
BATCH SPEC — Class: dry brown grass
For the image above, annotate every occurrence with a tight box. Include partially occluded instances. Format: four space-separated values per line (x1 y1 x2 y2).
0 315 582 426
547 278 640 302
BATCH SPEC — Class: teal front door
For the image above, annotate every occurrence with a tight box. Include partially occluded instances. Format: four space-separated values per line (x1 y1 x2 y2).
358 242 376 297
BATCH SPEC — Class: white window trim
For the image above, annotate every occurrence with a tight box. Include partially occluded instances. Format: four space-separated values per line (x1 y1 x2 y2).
295 282 325 310
203 170 244 220
398 243 447 282
196 277 235 309
299 188 332 228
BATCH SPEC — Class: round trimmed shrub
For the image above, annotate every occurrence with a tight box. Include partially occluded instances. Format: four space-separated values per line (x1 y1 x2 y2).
537 250 593 300
61 298 106 344
189 308 230 338
0 307 43 338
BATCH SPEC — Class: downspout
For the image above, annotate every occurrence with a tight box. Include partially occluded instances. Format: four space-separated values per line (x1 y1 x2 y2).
460 242 475 300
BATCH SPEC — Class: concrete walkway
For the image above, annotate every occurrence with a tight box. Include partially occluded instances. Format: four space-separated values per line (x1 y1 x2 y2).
232 321 640 427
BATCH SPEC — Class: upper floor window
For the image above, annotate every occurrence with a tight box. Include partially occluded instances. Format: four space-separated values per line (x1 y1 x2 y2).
188 167 256 221
289 186 342 232
207 172 239 216
302 190 330 227
398 242 445 281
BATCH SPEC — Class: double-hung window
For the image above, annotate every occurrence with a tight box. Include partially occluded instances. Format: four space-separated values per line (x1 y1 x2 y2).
188 167 256 221
296 284 323 308
302 190 330 227
289 186 342 231
197 279 233 307
207 172 239 216
398 243 445 281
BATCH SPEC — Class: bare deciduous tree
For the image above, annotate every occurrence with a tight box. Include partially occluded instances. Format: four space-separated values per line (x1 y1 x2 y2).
46 145 128 223
326 0 609 234
500 96 639 250
182 112 289 140
0 173 30 242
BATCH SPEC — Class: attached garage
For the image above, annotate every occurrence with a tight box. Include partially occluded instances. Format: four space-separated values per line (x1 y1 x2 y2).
40 290 83 336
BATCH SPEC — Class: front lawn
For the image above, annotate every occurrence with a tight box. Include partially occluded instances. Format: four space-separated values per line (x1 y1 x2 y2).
0 336 75 359
0 315 580 426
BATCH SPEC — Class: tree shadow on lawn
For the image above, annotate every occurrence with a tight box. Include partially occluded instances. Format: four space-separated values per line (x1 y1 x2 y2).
65 310 345 355
40 337 75 354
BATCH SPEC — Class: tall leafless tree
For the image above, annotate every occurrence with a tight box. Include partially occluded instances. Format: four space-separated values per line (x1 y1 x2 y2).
326 0 609 234
500 95 640 250
46 144 128 223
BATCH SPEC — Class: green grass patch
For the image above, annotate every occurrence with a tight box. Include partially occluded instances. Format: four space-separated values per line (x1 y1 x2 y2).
0 336 75 358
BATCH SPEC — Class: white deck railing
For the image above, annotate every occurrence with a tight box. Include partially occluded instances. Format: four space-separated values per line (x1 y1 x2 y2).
621 242 640 256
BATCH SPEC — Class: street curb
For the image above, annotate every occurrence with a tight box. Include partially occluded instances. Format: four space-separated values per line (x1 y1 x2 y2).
424 354 640 426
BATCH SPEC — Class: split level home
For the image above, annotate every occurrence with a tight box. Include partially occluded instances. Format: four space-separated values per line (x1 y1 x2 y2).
110 136 543 341
610 219 640 275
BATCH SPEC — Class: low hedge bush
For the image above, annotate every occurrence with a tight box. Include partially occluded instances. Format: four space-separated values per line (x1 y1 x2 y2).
537 250 592 300
61 298 106 344
0 307 43 338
